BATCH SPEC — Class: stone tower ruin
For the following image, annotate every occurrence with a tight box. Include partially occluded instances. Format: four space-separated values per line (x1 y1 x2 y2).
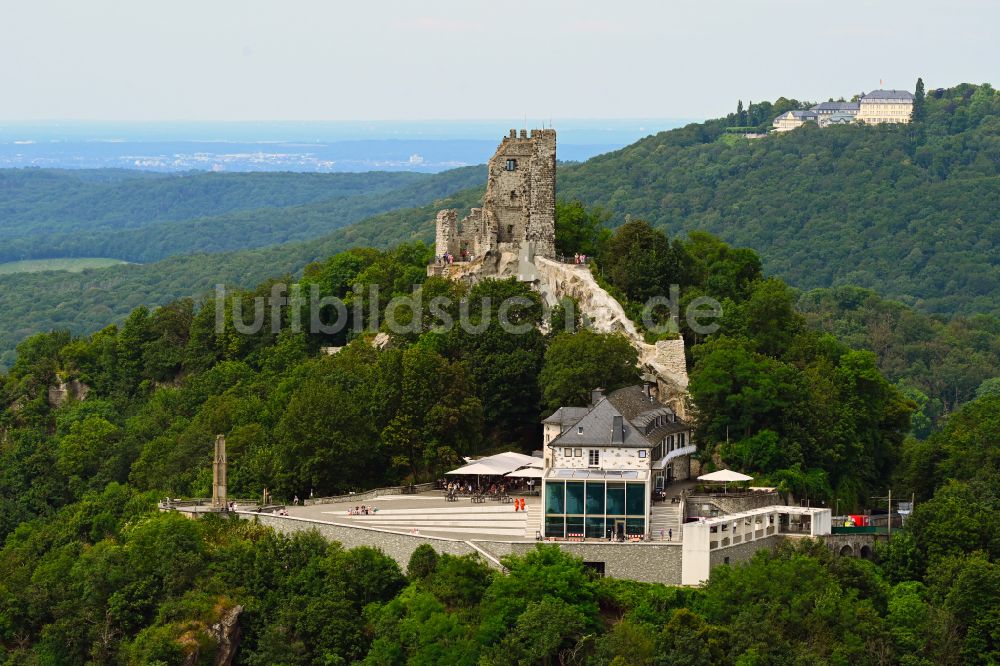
434 128 556 262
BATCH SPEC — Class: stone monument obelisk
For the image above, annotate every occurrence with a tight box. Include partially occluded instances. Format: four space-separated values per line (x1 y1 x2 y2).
212 434 227 509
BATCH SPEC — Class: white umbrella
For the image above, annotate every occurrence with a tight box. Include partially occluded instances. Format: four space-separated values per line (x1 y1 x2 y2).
446 452 539 476
697 469 753 493
505 466 543 479
698 470 754 483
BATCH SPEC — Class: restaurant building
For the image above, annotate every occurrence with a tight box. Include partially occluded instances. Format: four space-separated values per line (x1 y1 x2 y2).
541 385 696 540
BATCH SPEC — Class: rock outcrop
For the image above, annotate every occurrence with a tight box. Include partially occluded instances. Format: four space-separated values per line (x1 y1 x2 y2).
211 605 243 666
430 249 690 417
533 257 689 418
47 378 90 408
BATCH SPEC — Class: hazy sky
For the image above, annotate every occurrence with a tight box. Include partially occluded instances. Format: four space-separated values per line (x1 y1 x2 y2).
3 0 996 121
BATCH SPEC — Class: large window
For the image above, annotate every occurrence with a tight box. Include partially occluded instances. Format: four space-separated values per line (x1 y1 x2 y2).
566 516 584 537
626 483 645 516
545 481 564 514
588 449 600 467
585 482 605 514
546 479 648 539
566 482 585 514
606 483 626 515
586 517 605 538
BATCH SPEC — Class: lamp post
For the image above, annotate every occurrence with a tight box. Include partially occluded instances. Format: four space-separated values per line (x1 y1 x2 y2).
870 489 893 536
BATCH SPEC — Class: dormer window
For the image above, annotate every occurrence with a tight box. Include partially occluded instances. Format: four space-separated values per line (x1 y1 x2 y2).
577 425 584 434
505 159 517 171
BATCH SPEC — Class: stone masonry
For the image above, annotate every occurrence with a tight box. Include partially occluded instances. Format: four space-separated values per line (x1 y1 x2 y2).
427 129 690 417
244 511 685 584
434 129 556 262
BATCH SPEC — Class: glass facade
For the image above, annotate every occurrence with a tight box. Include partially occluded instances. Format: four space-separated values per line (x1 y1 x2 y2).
543 480 647 538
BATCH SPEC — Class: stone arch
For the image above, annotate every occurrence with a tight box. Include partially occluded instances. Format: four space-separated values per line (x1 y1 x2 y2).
860 545 874 560
839 544 854 557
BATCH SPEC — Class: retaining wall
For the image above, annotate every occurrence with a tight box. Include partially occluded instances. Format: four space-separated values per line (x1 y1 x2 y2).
241 513 478 564
244 512 685 585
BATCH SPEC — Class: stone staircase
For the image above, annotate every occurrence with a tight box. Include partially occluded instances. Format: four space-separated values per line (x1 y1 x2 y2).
649 503 683 542
327 504 533 539
522 502 541 539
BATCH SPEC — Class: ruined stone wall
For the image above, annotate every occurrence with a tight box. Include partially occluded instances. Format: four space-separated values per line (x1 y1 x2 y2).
525 129 556 259
433 129 555 262
435 208 494 260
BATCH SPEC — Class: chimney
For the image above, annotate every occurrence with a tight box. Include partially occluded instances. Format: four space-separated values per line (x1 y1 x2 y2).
611 415 624 444
591 388 605 406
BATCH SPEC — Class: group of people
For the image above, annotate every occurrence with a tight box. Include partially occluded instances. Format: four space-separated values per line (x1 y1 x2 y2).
347 505 377 516
572 252 588 264
436 250 474 265
443 478 524 499
444 481 476 496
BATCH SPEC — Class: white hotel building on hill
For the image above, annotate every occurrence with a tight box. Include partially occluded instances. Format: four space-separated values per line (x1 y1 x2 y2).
772 89 914 132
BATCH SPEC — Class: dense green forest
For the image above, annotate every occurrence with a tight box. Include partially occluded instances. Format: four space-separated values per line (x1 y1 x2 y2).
0 187 483 369
1 215 996 663
557 83 1000 318
0 169 420 237
0 167 483 263
0 83 995 372
798 286 1000 427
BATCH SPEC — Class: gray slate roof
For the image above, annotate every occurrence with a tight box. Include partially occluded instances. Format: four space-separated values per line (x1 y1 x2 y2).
811 101 860 112
775 110 818 121
548 386 691 450
607 386 691 439
542 406 590 426
861 89 914 101
549 399 648 449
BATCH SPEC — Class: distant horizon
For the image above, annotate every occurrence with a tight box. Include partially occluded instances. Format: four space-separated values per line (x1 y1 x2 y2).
0 118 692 173
6 1 993 121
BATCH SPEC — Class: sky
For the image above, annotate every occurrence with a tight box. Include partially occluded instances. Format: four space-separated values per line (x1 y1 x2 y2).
2 0 997 122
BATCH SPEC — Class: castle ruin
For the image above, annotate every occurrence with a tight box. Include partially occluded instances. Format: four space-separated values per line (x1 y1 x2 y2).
429 128 690 416
434 128 556 262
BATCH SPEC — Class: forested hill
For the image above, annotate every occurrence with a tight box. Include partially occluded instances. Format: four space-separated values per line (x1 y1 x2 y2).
558 83 1000 318
0 166 484 263
0 83 996 366
0 187 483 368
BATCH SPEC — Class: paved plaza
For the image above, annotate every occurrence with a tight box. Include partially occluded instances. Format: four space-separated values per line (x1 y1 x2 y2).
286 491 543 541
